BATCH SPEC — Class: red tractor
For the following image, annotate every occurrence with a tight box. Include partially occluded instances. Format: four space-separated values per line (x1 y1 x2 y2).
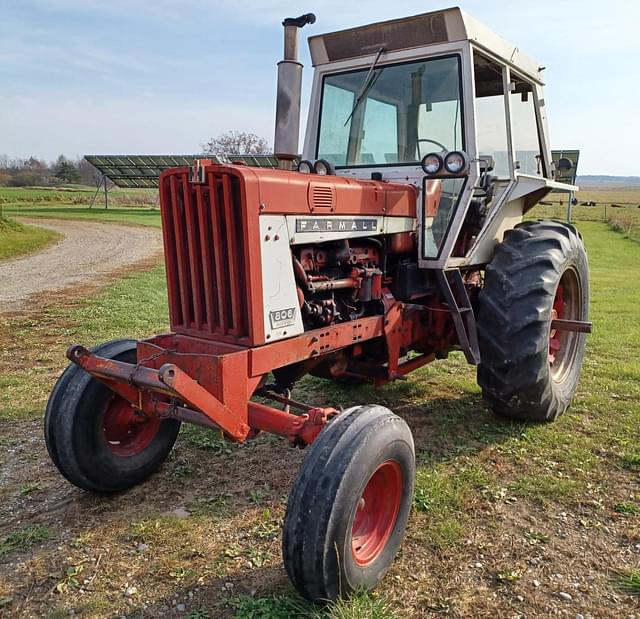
45 9 591 601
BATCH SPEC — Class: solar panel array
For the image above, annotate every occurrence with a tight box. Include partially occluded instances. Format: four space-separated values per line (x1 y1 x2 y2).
88 151 580 189
85 154 282 188
551 149 580 185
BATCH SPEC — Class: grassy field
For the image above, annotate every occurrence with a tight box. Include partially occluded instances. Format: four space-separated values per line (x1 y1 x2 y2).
3 185 639 234
1 185 160 228
0 188 639 617
0 216 61 261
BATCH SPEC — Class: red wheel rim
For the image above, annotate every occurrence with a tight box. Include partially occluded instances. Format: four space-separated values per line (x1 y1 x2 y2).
548 268 583 384
351 459 403 566
548 284 565 366
102 396 161 456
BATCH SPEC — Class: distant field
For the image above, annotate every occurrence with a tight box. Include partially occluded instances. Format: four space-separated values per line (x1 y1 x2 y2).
3 206 162 228
1 185 161 227
3 184 640 235
577 187 640 205
0 185 157 207
531 186 640 243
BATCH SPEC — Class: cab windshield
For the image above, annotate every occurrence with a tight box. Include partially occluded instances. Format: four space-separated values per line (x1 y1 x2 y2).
316 56 464 167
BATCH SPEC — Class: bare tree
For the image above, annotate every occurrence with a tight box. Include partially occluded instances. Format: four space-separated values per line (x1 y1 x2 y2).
202 131 270 157
77 158 104 187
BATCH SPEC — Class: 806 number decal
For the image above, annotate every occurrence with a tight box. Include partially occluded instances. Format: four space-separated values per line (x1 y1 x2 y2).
269 307 297 329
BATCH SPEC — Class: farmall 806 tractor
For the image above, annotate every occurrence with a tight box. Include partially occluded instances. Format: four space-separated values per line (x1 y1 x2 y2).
45 8 591 602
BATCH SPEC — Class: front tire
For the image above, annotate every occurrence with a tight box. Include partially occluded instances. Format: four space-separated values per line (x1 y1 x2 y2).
477 220 589 421
282 405 415 602
44 339 181 492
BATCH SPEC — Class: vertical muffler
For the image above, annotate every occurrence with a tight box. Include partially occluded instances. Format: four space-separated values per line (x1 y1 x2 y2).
274 13 316 170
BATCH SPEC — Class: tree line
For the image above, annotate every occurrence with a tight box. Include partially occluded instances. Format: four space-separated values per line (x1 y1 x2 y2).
0 131 272 188
0 155 100 188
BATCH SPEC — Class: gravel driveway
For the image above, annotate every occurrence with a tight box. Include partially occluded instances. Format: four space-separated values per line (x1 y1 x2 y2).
0 218 163 313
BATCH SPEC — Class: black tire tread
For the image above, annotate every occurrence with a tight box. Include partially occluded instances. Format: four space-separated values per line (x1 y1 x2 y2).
282 405 414 601
44 339 180 492
477 220 588 421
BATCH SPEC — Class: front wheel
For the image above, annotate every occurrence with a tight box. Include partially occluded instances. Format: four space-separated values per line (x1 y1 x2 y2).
282 405 415 602
44 339 181 492
477 220 589 421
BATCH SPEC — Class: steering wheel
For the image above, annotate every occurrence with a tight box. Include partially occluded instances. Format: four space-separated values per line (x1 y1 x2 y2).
417 138 447 159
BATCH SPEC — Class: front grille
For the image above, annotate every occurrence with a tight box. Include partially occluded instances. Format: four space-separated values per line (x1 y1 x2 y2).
160 169 250 343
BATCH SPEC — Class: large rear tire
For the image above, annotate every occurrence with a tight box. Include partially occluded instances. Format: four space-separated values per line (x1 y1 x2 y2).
282 405 415 602
44 339 181 492
477 220 589 421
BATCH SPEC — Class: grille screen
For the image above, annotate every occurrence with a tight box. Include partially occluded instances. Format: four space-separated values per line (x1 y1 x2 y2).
160 169 250 343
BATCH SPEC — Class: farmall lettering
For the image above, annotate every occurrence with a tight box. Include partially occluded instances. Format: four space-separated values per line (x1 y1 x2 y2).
296 218 379 233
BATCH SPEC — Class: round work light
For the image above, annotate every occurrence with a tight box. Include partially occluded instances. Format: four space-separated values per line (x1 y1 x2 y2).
314 159 335 176
421 153 444 175
297 160 314 174
444 151 469 175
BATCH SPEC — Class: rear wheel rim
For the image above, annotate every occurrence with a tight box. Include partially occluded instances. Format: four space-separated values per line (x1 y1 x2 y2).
102 396 161 456
351 459 403 566
549 267 582 384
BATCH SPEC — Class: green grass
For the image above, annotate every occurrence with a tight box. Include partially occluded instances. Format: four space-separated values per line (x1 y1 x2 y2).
0 185 160 227
0 185 155 205
3 205 161 227
1 197 640 615
614 570 640 596
622 453 640 469
0 215 61 261
0 265 168 420
0 524 50 557
508 474 579 502
223 590 397 619
613 502 639 515
532 192 640 243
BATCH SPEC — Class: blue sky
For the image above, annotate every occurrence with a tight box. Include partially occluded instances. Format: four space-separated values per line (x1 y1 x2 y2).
1 0 638 175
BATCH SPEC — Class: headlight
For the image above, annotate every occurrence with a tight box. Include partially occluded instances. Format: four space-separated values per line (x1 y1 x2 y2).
314 159 335 176
297 160 314 174
444 151 469 175
421 153 443 175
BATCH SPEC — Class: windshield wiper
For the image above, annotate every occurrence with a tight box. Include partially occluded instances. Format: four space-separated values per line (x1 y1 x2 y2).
343 47 386 127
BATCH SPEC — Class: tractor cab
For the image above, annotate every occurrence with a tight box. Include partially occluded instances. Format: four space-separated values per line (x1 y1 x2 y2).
300 8 576 268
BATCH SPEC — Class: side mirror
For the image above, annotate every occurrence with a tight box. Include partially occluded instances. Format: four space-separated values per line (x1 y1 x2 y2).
478 155 495 173
556 157 573 171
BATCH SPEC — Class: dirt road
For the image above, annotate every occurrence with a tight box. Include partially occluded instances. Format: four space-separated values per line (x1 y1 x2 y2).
0 218 163 313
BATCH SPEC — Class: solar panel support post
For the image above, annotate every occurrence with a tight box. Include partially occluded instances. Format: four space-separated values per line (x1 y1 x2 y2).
89 175 104 209
104 175 108 209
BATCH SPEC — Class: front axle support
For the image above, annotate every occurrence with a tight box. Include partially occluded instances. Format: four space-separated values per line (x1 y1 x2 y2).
66 344 336 447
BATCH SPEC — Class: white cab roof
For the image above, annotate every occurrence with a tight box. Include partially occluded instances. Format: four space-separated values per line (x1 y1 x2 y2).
309 7 544 83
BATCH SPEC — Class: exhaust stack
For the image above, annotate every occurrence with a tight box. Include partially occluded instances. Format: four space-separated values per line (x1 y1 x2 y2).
274 13 316 170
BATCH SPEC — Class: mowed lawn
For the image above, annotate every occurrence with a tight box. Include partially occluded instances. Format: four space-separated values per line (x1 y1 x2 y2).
0 212 638 615
0 216 61 261
1 185 161 228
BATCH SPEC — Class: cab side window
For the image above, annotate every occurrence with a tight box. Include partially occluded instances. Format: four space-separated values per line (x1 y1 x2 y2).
510 76 543 176
473 53 509 177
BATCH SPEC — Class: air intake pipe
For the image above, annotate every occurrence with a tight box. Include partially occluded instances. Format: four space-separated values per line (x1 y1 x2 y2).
274 13 316 170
